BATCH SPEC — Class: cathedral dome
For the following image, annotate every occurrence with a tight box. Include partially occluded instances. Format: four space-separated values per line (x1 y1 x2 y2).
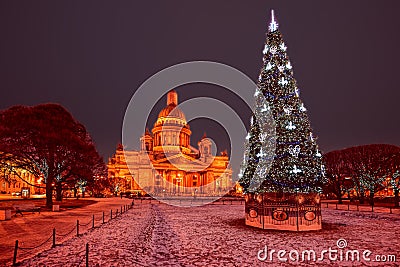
158 104 186 121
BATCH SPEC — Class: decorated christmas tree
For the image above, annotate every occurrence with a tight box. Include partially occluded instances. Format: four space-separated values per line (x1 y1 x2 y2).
239 10 325 231
239 10 325 194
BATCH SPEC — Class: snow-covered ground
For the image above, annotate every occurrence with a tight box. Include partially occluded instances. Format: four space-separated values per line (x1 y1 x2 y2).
0 197 132 266
17 202 400 267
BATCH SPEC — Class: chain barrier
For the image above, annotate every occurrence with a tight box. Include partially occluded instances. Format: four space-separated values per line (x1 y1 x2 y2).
12 203 133 266
57 226 76 237
18 234 53 250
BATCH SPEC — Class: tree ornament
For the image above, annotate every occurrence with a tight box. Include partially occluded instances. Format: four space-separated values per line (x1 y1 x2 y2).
316 151 322 157
278 77 288 87
286 62 292 70
286 121 296 130
299 103 307 112
280 42 287 51
283 106 293 115
265 62 273 71
295 88 300 97
291 165 302 174
257 148 265 158
270 46 278 54
263 44 269 54
289 145 301 157
261 104 270 112
278 65 285 72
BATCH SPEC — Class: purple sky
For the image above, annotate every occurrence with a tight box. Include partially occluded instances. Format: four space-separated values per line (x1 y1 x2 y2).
1 1 399 160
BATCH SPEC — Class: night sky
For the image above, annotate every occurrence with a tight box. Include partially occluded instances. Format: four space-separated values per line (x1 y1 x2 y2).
1 1 399 162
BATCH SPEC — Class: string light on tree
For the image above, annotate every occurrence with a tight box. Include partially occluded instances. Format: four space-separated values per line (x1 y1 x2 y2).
280 43 287 51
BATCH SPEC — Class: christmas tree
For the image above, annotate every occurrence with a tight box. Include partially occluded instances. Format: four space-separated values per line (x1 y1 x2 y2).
239 10 325 194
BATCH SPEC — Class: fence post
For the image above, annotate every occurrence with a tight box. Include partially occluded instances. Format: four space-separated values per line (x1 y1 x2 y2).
120 206 122 214
335 203 338 210
102 211 105 224
357 205 359 211
390 207 392 214
85 243 89 267
52 228 56 247
77 220 79 237
110 210 112 220
13 240 18 266
372 205 374 212
92 215 95 229
348 204 350 211
326 203 328 208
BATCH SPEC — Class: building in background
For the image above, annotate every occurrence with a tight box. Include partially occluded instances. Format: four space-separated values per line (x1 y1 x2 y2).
0 166 43 197
108 90 232 196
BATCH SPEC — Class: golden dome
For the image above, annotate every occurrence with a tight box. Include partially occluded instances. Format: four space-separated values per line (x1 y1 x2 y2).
158 104 186 121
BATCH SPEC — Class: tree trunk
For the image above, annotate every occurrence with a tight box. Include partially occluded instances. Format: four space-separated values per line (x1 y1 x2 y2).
369 191 374 206
55 182 63 202
336 178 343 204
74 188 77 198
46 180 53 208
337 194 343 204
359 191 365 204
394 189 399 208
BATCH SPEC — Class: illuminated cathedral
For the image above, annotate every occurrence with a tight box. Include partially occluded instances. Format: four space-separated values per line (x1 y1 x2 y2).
107 90 232 196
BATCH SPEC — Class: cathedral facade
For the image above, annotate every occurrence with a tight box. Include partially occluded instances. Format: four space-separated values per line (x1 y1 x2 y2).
107 90 232 196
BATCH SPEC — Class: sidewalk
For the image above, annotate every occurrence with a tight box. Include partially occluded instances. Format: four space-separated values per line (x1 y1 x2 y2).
0 197 132 265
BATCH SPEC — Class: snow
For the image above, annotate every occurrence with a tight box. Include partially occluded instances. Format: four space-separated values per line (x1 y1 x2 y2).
16 202 400 266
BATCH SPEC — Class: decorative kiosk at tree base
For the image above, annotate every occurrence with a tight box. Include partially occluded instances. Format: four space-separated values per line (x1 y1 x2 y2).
245 193 321 231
